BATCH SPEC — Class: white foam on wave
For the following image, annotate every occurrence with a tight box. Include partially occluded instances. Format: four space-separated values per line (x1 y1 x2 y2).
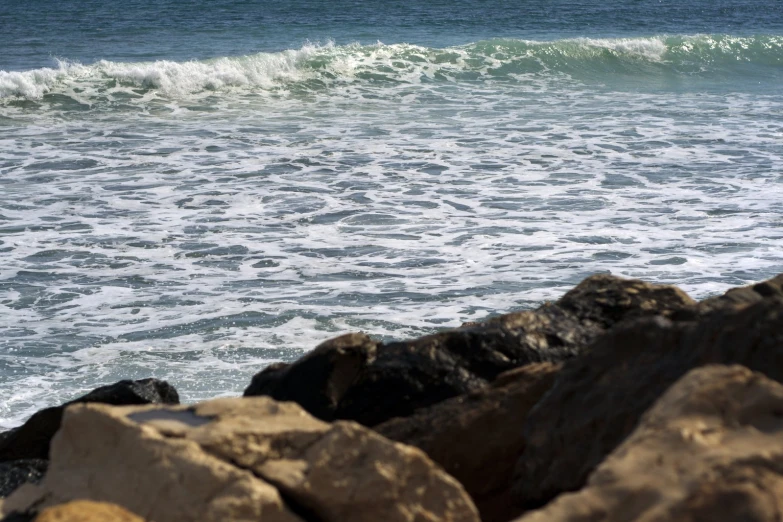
98 44 325 94
0 40 497 101
1 44 783 426
0 43 331 100
571 36 669 61
0 61 88 99
1 34 777 102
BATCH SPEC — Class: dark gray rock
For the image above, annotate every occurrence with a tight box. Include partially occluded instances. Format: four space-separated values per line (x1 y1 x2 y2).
244 332 378 422
555 273 697 327
0 512 34 522
245 275 695 427
0 459 47 498
0 379 179 461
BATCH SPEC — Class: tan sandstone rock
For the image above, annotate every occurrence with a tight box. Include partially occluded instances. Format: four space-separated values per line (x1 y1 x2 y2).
515 364 783 522
513 296 783 510
34 500 145 522
376 362 561 522
3 401 302 522
3 397 479 522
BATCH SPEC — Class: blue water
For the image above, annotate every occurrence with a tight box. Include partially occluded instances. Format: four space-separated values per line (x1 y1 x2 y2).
3 0 783 71
1 0 782 426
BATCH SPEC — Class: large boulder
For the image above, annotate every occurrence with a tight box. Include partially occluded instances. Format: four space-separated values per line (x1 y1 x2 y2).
0 379 179 461
513 295 783 511
1 397 479 522
376 362 561 522
515 365 783 522
246 275 694 426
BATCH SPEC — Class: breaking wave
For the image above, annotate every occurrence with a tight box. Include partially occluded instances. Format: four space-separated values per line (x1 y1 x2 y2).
1 34 781 100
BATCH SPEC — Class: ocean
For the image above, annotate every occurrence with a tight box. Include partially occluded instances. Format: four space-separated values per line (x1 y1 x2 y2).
1 0 782 427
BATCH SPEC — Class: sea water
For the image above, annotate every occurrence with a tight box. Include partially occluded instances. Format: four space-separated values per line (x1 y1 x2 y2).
1 0 782 427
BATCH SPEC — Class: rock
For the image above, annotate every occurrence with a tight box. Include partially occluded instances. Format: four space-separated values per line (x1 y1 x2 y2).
554 273 695 328
698 273 783 312
514 365 783 522
246 275 694 426
34 501 145 522
2 397 480 522
244 333 378 422
0 512 34 522
0 460 47 498
0 379 179 461
512 295 783 512
1 401 306 522
376 362 561 522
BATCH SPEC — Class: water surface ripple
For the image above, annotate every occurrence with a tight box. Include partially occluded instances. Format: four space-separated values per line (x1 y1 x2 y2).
1 32 782 427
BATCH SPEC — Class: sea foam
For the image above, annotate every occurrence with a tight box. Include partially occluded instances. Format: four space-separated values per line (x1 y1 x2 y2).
1 34 781 101
1 32 782 429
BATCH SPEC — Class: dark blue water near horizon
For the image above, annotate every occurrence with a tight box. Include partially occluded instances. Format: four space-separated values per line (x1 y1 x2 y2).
2 0 783 71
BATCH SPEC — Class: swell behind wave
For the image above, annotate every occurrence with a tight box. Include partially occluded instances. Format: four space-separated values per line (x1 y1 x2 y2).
1 34 781 101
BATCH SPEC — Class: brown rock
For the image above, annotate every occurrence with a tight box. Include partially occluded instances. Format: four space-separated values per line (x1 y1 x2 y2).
3 397 479 522
698 273 783 312
554 273 695 328
246 275 694 427
512 295 783 512
514 365 783 522
376 362 561 522
34 500 145 522
1 403 303 522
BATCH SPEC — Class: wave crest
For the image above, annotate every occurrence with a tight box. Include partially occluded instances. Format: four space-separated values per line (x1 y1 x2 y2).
1 34 781 101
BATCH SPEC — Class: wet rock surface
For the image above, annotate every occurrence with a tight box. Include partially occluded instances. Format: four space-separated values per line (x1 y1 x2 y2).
514 365 783 522
0 460 47 498
0 379 179 461
246 275 694 427
0 513 34 522
554 273 695 327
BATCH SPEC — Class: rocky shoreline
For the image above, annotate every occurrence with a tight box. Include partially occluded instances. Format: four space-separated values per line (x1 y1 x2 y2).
1 273 782 521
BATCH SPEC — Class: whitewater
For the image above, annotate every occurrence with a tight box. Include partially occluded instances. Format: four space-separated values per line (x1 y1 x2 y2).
2 35 783 99
2 22 782 426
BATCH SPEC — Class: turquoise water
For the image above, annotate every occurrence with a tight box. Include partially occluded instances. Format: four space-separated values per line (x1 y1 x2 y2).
1 0 782 426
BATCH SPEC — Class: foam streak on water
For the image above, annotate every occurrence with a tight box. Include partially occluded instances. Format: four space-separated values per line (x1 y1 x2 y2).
1 37 782 427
